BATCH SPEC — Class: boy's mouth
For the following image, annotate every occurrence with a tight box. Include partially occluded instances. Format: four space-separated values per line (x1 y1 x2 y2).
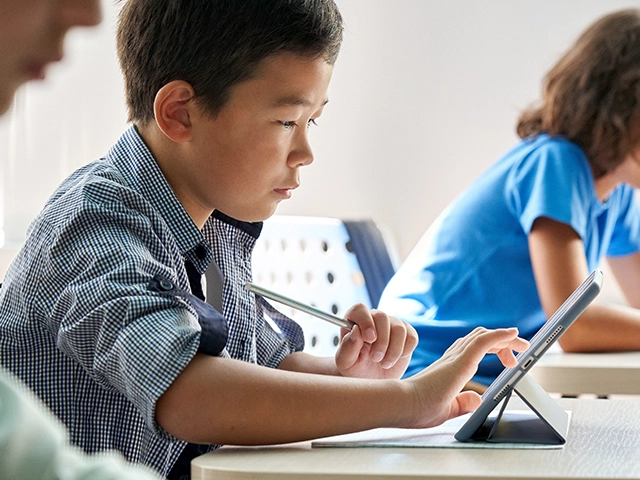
274 186 297 199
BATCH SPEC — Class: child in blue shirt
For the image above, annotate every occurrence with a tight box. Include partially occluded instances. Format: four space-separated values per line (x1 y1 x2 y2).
380 9 640 385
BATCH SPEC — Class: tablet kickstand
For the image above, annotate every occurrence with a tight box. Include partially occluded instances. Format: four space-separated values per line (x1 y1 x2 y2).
483 374 569 445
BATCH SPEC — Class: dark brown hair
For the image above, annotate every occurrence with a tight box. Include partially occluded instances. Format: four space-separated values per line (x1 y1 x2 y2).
517 9 640 177
117 0 343 124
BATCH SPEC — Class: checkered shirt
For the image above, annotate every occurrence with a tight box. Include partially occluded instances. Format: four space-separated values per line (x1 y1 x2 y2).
0 126 304 477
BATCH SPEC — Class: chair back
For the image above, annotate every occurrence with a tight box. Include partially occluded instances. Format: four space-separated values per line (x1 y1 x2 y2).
252 215 398 356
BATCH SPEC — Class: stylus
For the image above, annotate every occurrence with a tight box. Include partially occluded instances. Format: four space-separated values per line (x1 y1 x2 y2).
244 282 353 329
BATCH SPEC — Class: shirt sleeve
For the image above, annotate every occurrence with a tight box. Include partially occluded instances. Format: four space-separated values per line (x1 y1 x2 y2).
607 186 640 257
506 138 594 240
31 196 201 432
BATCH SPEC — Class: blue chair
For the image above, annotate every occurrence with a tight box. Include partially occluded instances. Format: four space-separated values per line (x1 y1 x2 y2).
251 215 398 356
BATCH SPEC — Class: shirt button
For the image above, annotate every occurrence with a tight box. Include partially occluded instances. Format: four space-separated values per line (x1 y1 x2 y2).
195 245 207 260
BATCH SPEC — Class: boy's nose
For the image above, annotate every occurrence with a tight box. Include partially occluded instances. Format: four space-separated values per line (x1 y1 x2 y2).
290 133 315 167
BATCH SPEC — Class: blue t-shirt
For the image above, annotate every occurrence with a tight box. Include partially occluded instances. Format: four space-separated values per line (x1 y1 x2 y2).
379 134 640 383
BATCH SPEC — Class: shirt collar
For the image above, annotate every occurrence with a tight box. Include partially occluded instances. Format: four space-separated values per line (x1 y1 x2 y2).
212 210 263 239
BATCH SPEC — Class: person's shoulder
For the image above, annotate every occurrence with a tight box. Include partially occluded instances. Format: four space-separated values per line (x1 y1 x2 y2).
45 159 131 210
518 134 589 173
82 160 135 202
523 133 584 157
36 157 155 241
503 134 592 199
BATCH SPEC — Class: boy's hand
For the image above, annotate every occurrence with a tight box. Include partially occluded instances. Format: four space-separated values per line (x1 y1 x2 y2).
405 327 529 428
334 304 419 379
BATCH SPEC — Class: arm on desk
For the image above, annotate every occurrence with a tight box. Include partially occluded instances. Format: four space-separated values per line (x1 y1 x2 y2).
607 252 640 308
155 328 526 446
529 217 640 352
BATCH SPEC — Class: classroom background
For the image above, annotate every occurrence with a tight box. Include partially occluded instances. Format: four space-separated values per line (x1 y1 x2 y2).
0 0 636 301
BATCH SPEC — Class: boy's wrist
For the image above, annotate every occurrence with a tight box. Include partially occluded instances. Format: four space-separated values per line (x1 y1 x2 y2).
374 379 417 429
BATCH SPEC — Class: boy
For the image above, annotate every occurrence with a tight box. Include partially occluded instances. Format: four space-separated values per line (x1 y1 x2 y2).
0 1 527 478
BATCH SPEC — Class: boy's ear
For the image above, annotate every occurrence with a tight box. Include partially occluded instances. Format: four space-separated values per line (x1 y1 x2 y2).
153 80 196 143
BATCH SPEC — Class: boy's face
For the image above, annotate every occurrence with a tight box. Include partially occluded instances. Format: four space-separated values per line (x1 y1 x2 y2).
183 53 334 224
0 0 101 115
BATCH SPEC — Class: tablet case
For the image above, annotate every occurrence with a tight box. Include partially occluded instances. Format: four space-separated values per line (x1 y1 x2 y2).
469 374 568 444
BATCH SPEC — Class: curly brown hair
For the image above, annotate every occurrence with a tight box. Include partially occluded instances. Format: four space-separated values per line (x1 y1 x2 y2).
517 9 640 178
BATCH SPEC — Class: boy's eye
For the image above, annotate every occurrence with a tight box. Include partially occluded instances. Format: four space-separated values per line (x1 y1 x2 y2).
280 121 297 130
279 119 318 130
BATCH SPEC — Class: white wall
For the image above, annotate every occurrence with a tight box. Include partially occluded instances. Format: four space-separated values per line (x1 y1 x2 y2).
0 0 638 278
306 0 640 260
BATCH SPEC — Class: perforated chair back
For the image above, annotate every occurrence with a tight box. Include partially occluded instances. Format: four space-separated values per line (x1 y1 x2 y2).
251 215 398 356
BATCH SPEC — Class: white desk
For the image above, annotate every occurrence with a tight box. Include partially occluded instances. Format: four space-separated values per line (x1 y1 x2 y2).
529 350 640 396
192 398 640 479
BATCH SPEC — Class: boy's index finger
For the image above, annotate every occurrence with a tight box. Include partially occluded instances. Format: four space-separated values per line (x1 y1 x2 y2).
344 303 377 343
456 328 524 365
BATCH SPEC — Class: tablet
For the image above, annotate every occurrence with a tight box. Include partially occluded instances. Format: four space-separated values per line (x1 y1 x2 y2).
454 269 603 442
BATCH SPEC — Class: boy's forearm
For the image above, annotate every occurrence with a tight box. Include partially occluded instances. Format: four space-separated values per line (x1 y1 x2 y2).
155 353 413 445
155 328 526 446
277 351 341 376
